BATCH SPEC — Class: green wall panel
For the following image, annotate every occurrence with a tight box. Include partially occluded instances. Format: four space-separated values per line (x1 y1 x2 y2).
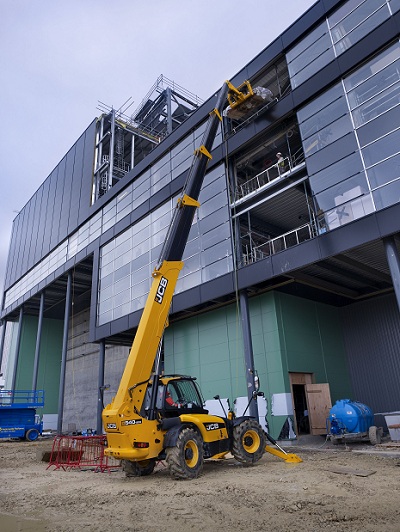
275 292 353 402
15 315 63 413
164 289 352 438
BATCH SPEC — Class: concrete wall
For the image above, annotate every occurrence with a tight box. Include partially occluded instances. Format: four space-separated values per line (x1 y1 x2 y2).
63 308 129 432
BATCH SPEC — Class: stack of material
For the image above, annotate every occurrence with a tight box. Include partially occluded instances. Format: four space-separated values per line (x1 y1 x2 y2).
225 86 274 119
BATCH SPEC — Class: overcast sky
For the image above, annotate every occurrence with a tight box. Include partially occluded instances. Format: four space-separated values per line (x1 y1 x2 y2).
0 0 316 297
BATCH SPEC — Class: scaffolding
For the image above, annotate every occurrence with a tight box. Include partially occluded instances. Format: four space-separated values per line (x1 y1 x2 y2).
92 75 203 203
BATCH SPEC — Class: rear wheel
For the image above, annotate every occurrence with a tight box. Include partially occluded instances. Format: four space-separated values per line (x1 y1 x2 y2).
369 425 382 445
166 427 204 480
122 459 156 477
25 429 39 442
232 419 265 464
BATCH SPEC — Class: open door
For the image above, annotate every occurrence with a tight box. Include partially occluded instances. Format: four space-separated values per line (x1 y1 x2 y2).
305 383 332 435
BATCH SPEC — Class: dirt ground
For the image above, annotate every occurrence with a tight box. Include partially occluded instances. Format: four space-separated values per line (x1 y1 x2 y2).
0 436 399 532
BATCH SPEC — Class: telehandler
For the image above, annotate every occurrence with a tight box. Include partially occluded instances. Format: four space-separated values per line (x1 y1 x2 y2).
103 81 300 480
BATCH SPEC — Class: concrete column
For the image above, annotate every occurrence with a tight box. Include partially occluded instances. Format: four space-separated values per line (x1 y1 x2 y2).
96 340 106 435
57 272 72 435
32 291 45 391
384 236 400 312
11 307 24 391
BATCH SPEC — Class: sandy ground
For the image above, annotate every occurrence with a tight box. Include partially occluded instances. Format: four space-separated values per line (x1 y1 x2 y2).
0 436 399 532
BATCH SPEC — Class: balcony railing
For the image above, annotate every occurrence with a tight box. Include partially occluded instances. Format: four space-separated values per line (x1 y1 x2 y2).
236 150 305 201
243 223 313 265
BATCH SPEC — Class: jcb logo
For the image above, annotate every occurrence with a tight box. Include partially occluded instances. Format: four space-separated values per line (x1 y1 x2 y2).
155 276 168 304
205 423 221 431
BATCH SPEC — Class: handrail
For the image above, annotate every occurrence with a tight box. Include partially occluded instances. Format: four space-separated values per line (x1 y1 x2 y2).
243 223 313 265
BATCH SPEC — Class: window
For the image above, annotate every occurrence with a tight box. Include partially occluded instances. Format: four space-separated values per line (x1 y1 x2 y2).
287 21 334 88
329 0 390 56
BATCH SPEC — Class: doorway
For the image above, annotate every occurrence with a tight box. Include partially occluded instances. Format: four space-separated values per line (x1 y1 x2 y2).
292 384 310 434
289 373 332 436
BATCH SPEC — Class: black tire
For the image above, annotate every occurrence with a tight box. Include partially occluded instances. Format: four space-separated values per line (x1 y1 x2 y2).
25 429 39 442
122 459 156 477
166 427 204 480
232 419 266 464
369 425 381 445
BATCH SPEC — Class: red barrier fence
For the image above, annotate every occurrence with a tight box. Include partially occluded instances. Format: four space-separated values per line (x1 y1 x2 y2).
47 435 121 472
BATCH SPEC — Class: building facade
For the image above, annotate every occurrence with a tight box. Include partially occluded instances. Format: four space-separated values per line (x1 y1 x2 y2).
1 0 400 438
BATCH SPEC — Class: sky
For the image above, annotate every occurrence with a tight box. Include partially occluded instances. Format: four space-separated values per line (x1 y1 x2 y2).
0 0 316 297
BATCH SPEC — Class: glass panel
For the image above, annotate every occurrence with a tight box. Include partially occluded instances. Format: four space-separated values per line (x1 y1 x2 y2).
366 153 400 188
389 0 400 13
287 21 334 88
98 309 113 325
286 21 328 63
344 42 400 92
334 7 389 56
176 270 202 293
361 127 400 166
114 276 130 297
291 48 335 88
330 0 387 42
201 222 231 250
322 193 374 230
372 178 400 208
309 152 364 194
303 115 353 156
171 139 194 169
352 83 400 127
298 83 344 124
300 96 348 141
347 57 400 109
314 173 370 212
203 257 231 282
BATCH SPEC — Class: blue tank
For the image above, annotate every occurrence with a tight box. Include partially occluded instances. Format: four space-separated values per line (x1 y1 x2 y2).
328 399 374 435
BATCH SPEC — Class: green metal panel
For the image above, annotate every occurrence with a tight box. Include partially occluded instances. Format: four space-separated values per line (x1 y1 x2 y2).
165 289 352 438
15 316 63 414
275 292 352 401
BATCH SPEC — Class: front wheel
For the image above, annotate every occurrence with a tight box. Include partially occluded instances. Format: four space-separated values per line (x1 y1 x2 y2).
232 419 265 464
122 459 156 477
166 427 204 480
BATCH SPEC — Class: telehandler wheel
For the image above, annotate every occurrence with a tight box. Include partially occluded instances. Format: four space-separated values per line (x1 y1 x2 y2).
232 419 266 465
122 459 156 477
166 427 204 480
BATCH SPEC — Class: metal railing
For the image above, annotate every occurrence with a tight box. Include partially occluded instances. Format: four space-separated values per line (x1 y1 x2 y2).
236 148 305 201
237 157 290 199
243 223 313 265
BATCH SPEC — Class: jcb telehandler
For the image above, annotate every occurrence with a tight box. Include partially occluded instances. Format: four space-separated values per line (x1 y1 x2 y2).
103 81 298 480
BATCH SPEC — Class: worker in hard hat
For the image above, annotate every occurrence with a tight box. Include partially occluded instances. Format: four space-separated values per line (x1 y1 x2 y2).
276 152 286 174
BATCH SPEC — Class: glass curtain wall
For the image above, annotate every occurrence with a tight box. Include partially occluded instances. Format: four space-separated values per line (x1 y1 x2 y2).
287 0 396 90
298 82 373 231
298 40 400 232
97 163 232 325
344 40 400 209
